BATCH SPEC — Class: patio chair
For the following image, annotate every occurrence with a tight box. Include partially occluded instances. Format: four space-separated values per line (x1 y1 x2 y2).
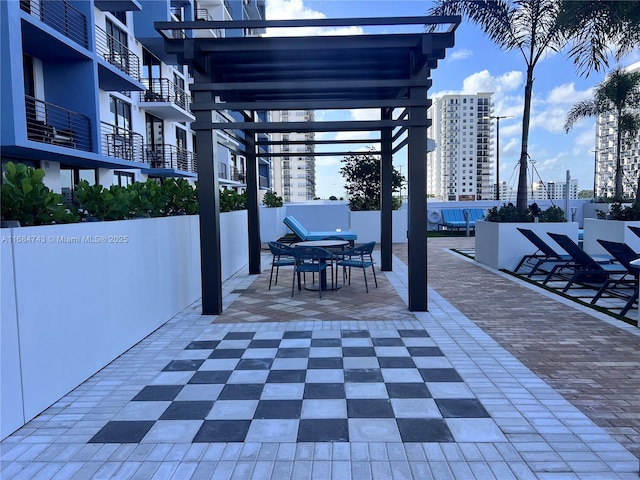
628 225 640 239
334 241 377 293
543 233 628 292
291 246 334 298
590 239 640 316
267 241 295 290
514 228 573 276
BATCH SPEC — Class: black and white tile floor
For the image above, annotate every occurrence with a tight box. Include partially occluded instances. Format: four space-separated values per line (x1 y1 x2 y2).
89 328 499 446
1 251 638 479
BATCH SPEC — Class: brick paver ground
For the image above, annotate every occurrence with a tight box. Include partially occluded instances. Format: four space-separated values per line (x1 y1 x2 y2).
395 237 640 460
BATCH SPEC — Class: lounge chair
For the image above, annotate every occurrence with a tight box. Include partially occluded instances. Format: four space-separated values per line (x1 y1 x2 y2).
514 228 572 276
334 241 378 293
283 216 357 245
590 239 640 316
628 225 640 239
543 233 628 292
514 228 611 276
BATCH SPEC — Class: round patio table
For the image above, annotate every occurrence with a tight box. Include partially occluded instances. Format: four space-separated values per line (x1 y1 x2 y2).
293 239 349 291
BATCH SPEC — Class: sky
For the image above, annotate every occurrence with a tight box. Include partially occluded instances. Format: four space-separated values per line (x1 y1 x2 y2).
263 0 640 200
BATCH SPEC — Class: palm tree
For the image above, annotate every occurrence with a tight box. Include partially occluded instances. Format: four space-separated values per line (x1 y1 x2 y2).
557 0 640 77
564 67 640 202
428 0 564 214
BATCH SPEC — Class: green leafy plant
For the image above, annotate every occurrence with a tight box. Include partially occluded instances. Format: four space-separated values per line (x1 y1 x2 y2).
74 181 131 221
128 180 167 218
608 202 640 221
262 190 283 208
538 206 566 222
162 178 198 215
486 203 567 223
1 161 79 226
219 189 247 212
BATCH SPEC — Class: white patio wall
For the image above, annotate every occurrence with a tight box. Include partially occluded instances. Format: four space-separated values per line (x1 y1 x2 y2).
0 212 248 440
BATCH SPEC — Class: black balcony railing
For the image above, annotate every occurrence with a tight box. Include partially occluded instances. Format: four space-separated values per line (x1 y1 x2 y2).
140 78 191 112
20 0 87 48
25 95 92 151
95 25 140 80
230 166 246 183
145 144 197 173
101 122 144 163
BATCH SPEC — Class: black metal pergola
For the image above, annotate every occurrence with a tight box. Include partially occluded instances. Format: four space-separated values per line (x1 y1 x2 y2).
156 16 459 314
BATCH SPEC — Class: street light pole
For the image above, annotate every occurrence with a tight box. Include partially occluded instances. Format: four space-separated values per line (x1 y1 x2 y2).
484 115 514 201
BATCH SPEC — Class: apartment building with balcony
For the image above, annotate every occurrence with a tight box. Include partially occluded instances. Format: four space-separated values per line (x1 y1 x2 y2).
1 0 270 197
427 93 493 201
270 110 317 202
594 61 640 199
531 179 579 201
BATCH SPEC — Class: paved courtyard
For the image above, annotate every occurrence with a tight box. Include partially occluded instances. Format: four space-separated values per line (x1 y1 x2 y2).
1 237 639 479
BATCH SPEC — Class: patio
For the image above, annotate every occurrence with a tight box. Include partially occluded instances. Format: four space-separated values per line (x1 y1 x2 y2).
1 237 638 479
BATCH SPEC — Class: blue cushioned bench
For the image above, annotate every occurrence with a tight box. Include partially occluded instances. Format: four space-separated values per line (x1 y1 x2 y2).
283 216 357 245
439 208 484 231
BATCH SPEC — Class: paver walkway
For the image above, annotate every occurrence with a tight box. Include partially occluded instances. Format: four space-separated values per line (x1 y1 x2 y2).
1 238 638 479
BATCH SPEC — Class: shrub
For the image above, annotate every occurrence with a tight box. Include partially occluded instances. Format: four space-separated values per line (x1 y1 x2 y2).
162 178 198 215
486 203 566 222
538 206 566 222
1 162 79 226
219 189 247 212
262 190 283 207
608 202 640 220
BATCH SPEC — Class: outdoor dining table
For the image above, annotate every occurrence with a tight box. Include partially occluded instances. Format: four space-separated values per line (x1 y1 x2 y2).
293 239 349 291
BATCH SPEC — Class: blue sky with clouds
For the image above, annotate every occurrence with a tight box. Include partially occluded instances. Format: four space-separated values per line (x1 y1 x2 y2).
264 0 640 199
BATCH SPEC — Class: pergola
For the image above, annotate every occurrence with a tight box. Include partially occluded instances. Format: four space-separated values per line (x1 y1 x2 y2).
157 16 460 314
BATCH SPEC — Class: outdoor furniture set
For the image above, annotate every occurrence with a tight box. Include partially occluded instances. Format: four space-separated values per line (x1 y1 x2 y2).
514 227 640 316
268 216 377 297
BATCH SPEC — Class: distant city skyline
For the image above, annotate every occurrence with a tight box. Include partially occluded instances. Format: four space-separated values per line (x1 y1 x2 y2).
265 0 640 200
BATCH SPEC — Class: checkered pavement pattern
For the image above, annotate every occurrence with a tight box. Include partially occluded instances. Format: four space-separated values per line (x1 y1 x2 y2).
89 328 491 445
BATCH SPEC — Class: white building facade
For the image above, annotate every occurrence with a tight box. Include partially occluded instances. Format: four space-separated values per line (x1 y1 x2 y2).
427 93 493 201
270 110 317 202
594 61 640 199
531 179 579 201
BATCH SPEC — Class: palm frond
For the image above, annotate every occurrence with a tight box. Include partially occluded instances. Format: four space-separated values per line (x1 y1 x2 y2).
564 101 599 132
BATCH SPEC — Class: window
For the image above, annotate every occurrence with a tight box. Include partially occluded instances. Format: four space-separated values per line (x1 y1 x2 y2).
110 96 131 130
114 171 134 187
142 49 161 81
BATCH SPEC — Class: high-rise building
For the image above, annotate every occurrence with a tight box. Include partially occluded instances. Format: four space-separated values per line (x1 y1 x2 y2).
427 93 493 201
269 110 317 202
594 61 640 199
531 179 579 200
1 0 270 196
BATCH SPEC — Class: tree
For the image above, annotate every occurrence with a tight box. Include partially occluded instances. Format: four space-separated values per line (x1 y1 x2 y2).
340 151 405 211
428 0 564 214
578 189 594 199
557 0 640 77
564 67 640 202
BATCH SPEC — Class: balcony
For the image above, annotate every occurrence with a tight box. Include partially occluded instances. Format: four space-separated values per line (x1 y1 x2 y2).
139 79 195 122
96 25 142 91
20 0 88 48
194 8 223 38
145 144 197 174
25 96 92 152
94 0 141 12
100 122 144 163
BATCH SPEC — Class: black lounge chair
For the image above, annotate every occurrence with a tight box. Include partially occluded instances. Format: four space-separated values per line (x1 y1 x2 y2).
515 228 611 276
590 239 640 316
514 228 573 276
628 225 640 239
543 233 628 292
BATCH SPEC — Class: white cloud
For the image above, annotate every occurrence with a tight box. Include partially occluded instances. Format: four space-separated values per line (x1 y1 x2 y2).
350 109 380 121
461 70 523 96
546 83 593 105
265 0 364 37
448 49 473 62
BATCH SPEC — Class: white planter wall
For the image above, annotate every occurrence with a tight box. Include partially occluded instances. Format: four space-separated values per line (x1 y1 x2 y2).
475 221 579 271
0 213 248 440
259 206 286 243
582 218 640 256
349 210 408 243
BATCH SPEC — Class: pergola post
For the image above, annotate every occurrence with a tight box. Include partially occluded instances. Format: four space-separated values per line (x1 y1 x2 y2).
244 114 261 274
380 108 393 271
193 72 223 315
407 84 429 311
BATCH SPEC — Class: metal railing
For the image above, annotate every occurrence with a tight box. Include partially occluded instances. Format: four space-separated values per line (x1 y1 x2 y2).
230 166 246 182
145 144 197 173
25 95 92 151
100 122 144 163
20 0 87 48
95 25 140 80
139 78 191 112
194 8 223 38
